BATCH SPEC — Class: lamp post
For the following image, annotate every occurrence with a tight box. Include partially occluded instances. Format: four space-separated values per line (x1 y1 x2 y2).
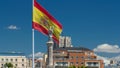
62 51 65 68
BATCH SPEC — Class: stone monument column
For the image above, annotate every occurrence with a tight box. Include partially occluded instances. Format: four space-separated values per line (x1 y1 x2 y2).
46 27 54 68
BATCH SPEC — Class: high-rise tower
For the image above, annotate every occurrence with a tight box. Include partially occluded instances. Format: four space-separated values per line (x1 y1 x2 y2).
59 36 72 47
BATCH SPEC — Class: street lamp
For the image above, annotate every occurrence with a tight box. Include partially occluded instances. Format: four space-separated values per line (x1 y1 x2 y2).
62 51 65 67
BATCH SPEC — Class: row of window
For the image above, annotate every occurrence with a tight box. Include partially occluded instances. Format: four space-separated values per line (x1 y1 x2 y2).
70 62 84 65
69 56 94 60
1 64 25 67
0 58 24 62
86 63 99 66
70 56 84 59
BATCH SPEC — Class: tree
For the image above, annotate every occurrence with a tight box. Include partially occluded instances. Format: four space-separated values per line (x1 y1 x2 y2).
4 63 13 68
68 66 72 68
78 66 81 68
69 65 76 68
81 66 87 68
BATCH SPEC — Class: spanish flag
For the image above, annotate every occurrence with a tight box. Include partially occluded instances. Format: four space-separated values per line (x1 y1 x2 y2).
32 0 62 43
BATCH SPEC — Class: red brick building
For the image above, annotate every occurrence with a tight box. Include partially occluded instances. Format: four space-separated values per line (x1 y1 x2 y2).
53 47 104 68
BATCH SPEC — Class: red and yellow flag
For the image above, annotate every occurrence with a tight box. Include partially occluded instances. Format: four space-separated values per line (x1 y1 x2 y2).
32 0 62 43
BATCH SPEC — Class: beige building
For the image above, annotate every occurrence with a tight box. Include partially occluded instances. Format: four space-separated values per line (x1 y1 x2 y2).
0 52 45 68
0 55 27 68
27 58 43 68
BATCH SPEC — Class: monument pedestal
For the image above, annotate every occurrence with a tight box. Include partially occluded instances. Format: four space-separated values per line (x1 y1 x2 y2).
46 41 54 68
46 36 54 68
46 27 54 68
47 65 54 68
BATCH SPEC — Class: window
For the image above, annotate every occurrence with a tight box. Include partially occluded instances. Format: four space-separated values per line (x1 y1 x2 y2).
87 62 92 66
81 56 84 60
15 59 17 61
76 62 79 65
1 64 3 66
6 59 8 61
88 56 91 59
93 62 97 66
15 64 17 66
22 59 24 62
81 62 84 64
81 56 84 59
76 56 78 59
1 59 4 61
71 56 73 59
22 64 24 67
11 59 13 61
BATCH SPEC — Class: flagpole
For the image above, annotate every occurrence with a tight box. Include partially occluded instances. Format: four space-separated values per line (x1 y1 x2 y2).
32 29 35 68
32 0 35 68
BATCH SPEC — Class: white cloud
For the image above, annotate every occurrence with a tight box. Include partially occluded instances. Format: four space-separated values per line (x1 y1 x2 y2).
29 52 44 58
7 25 20 30
110 55 120 61
93 44 120 53
95 54 110 66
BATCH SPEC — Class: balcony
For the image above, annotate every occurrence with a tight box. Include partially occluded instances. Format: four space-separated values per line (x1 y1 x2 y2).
54 53 67 56
55 62 69 66
86 62 100 67
54 58 69 61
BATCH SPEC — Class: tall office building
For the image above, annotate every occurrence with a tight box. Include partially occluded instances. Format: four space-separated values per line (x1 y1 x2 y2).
59 36 72 48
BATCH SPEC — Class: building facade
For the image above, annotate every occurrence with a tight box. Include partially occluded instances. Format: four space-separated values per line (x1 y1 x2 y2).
0 52 44 68
52 47 104 68
0 54 27 68
27 58 43 68
85 60 104 68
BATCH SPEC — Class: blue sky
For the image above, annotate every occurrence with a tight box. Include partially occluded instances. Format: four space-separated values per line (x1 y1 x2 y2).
0 0 120 56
